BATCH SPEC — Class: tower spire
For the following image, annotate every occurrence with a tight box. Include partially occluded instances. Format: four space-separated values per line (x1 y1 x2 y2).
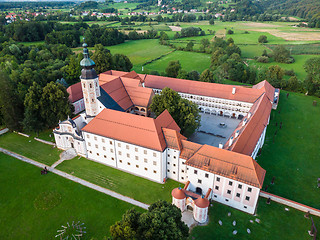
80 38 95 68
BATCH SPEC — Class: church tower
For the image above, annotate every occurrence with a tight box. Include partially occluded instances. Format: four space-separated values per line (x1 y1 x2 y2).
80 42 100 118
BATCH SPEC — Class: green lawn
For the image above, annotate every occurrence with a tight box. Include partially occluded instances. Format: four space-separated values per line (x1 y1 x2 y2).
0 132 60 166
191 198 320 240
144 50 211 73
0 153 139 240
107 39 172 72
239 44 271 59
257 91 320 208
249 54 316 81
57 157 180 204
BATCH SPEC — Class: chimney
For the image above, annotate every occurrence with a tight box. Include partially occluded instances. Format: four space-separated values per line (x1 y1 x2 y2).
228 137 234 147
232 87 236 95
218 143 223 149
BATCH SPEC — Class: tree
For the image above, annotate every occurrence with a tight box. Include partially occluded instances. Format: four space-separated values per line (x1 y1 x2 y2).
23 82 44 133
265 65 285 88
110 200 189 240
187 70 200 81
273 45 291 63
209 18 215 25
0 71 24 130
200 69 214 82
258 35 268 43
91 44 112 74
304 57 320 83
150 88 200 137
112 54 133 72
186 41 194 51
63 55 81 84
287 76 300 92
40 82 73 128
165 61 181 78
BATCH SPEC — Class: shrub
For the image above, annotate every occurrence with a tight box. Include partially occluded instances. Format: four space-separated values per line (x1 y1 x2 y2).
258 35 268 43
227 29 234 34
284 69 295 76
257 56 269 63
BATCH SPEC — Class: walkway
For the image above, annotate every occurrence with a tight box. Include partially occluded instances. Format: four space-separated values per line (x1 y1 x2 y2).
51 148 77 169
260 191 320 217
0 147 150 210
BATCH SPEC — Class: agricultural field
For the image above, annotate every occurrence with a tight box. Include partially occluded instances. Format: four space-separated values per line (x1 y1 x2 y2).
143 50 211 73
0 153 139 239
191 199 320 240
106 39 172 72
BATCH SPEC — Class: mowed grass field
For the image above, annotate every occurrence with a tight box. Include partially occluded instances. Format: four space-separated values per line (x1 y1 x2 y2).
0 153 139 240
0 132 61 166
257 91 320 208
144 50 211 73
191 199 320 240
57 157 180 204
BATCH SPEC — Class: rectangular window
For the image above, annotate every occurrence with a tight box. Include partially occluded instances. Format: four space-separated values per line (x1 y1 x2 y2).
216 177 220 182
102 139 105 143
136 165 139 168
173 171 176 174
135 156 138 160
119 160 122 163
87 134 90 138
245 196 250 201
173 164 176 167
95 144 98 149
88 142 91 146
127 162 131 165
182 170 184 173
126 145 129 150
104 155 106 158
118 143 121 147
144 150 147 155
173 156 176 159
168 154 170 157
167 170 170 172
135 147 138 152
111 157 114 160
236 193 240 198
229 181 233 186
227 190 231 194
167 162 170 165
94 136 97 141
248 187 252 192
127 153 130 158
205 173 209 178
181 177 184 180
153 161 157 166
215 186 219 190
198 179 202 184
103 147 106 151
97 153 99 156
144 158 148 163
153 170 157 174
109 141 112 145
153 153 157 157
110 149 114 153
238 184 242 189
194 170 198 174
144 167 148 171
182 161 185 165
118 151 121 155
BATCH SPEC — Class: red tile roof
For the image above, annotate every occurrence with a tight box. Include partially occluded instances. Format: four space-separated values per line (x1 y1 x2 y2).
172 188 186 199
179 140 202 160
162 128 187 151
226 94 272 155
141 74 264 103
186 144 266 188
252 80 275 102
67 82 83 103
82 108 180 152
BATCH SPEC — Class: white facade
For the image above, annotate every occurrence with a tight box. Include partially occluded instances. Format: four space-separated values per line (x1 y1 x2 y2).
83 131 166 183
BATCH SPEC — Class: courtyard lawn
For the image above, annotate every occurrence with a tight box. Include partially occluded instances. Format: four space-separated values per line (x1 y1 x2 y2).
257 91 320 208
191 198 320 240
106 39 172 71
56 157 180 204
0 132 60 166
143 50 211 73
0 153 139 240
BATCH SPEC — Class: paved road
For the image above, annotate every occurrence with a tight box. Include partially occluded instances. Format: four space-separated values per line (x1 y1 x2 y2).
0 147 150 210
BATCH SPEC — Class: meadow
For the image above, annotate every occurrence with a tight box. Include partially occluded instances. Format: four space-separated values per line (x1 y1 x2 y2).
0 153 139 239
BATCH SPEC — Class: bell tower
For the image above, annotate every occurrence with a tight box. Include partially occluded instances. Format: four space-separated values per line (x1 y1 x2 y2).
80 41 100 118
